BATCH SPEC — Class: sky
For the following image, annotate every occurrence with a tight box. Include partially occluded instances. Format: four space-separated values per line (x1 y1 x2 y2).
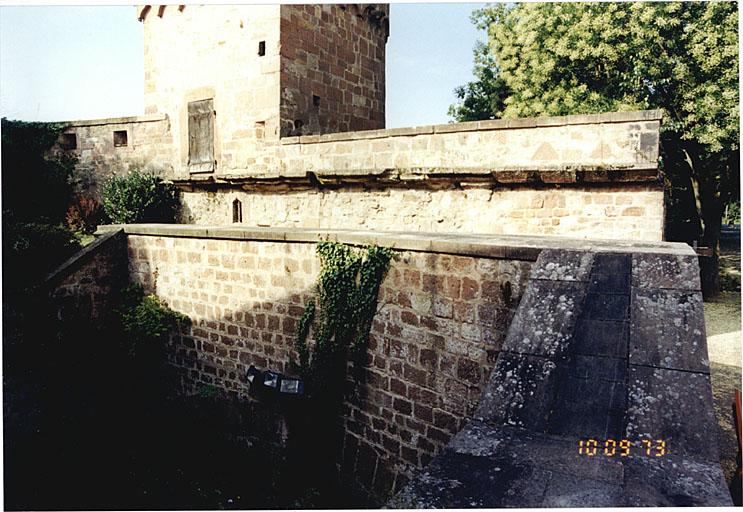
0 3 487 128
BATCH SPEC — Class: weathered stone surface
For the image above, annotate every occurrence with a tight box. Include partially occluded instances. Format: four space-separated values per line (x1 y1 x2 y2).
582 293 630 321
392 246 731 507
500 280 586 357
632 253 701 291
623 455 732 506
626 365 720 463
629 289 709 372
474 353 564 430
531 250 594 282
572 319 628 358
548 355 627 439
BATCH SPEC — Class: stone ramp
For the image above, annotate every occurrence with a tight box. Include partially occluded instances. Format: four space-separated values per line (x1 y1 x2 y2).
392 248 733 507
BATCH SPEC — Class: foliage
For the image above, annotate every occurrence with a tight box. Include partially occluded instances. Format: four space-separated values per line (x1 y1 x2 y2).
294 241 394 400
116 283 188 358
453 3 738 151
66 196 105 234
101 169 179 224
1 118 78 226
451 2 739 295
448 42 509 122
724 201 740 225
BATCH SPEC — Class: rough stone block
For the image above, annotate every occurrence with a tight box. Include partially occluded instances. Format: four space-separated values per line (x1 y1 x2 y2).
631 253 701 291
501 280 586 358
629 289 708 372
626 365 719 462
531 250 594 282
474 352 564 431
572 319 629 359
623 455 732 506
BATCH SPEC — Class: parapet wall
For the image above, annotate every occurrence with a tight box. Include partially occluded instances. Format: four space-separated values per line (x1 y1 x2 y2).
92 224 692 500
61 110 664 241
102 224 536 497
179 110 665 241
61 115 174 199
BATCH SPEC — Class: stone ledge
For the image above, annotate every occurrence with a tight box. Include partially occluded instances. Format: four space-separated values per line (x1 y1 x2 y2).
63 114 169 128
95 224 693 259
172 165 661 188
280 110 663 145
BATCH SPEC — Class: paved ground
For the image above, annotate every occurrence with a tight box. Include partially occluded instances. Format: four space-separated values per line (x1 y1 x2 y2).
705 224 741 496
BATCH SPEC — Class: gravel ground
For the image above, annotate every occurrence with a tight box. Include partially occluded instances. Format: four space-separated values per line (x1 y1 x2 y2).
705 225 741 498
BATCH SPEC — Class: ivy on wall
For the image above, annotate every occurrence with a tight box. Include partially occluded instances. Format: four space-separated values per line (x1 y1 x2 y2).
293 240 394 400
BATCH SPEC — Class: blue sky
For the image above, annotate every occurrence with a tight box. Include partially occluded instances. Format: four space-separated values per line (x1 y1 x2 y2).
0 3 486 128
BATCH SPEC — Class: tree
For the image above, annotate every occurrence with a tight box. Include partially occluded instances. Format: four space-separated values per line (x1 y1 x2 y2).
450 2 739 297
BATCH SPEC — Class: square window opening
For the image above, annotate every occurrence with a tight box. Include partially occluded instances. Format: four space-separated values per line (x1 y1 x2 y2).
113 130 128 147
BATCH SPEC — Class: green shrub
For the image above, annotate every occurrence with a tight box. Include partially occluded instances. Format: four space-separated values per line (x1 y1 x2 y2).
101 170 179 224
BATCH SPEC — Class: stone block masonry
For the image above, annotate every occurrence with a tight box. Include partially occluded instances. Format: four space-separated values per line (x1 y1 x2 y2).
178 110 666 241
94 224 693 501
110 224 534 498
279 4 387 136
60 115 174 199
46 229 128 324
61 107 665 242
395 244 731 507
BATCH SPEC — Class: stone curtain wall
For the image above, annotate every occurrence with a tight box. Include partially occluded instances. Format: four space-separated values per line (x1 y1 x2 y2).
107 225 535 499
181 186 663 241
61 115 174 200
279 4 388 137
178 110 665 241
61 110 664 240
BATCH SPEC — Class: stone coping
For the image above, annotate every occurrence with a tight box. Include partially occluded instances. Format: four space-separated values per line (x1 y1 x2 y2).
45 229 124 285
173 167 660 186
281 110 663 145
62 113 168 128
95 224 693 260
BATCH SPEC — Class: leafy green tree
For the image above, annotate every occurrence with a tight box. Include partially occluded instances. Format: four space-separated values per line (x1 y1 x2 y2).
451 2 739 296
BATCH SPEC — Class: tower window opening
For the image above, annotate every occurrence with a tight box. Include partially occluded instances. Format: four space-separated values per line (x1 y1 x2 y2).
258 41 266 56
232 199 243 223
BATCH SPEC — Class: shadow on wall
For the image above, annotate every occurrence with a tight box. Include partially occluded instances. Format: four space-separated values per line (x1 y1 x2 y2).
124 233 533 502
24 228 533 507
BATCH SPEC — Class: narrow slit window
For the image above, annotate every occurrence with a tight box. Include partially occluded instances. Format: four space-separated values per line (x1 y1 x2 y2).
113 130 128 147
232 199 243 223
258 41 266 56
59 133 77 150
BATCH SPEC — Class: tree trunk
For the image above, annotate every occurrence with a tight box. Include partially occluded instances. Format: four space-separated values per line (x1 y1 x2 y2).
685 142 723 299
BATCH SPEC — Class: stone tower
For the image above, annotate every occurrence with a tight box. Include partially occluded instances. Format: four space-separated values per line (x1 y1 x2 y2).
138 4 389 177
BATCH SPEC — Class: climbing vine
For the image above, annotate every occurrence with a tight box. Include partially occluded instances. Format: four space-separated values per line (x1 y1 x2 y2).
294 240 394 399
